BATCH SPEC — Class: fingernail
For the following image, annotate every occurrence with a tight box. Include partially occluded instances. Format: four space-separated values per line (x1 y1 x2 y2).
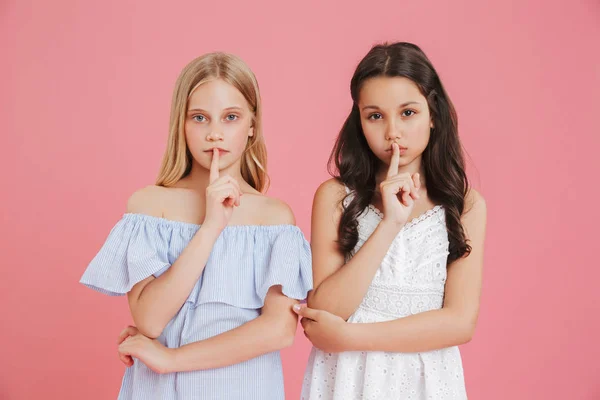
293 304 301 312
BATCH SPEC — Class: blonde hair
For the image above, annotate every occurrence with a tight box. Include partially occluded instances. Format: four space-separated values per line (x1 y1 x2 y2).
156 52 269 192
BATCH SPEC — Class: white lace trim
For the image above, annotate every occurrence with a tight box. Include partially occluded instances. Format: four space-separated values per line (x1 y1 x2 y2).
354 283 445 320
367 204 444 231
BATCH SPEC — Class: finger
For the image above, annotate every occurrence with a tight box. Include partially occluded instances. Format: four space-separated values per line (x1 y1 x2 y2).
410 173 421 199
212 175 241 192
117 326 138 345
209 148 220 183
218 189 239 205
224 197 237 207
208 175 233 188
118 343 129 355
119 341 137 358
222 178 242 205
408 182 419 200
409 187 419 200
401 181 414 204
209 183 239 201
232 181 242 205
228 176 241 194
300 317 309 330
395 182 407 205
209 180 242 199
119 335 138 349
404 191 415 207
402 186 412 206
387 143 400 178
292 304 320 320
413 173 421 191
222 184 241 204
120 352 133 366
119 351 134 366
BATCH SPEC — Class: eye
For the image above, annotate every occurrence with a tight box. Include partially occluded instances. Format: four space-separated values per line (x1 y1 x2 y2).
192 115 206 122
402 109 416 117
225 114 239 121
368 113 383 120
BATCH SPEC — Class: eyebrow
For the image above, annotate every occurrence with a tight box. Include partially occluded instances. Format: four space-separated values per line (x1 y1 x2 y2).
361 101 421 111
187 106 244 114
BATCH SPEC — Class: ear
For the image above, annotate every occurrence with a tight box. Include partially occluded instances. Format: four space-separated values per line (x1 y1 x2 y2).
248 125 254 137
430 120 434 129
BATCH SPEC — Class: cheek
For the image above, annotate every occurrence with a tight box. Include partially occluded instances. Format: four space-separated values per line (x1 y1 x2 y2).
362 122 385 149
406 119 431 148
224 125 250 154
184 122 207 155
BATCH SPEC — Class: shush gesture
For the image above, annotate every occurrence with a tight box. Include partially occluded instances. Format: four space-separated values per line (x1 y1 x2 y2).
380 143 421 228
203 148 243 232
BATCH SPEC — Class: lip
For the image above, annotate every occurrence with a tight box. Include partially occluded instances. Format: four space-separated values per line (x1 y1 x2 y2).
386 146 408 153
204 148 229 155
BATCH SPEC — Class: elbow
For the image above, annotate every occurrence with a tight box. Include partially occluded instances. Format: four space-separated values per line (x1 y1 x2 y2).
457 328 473 345
138 325 162 340
445 307 478 346
306 287 330 311
456 319 477 345
133 319 165 340
307 290 352 321
130 304 166 339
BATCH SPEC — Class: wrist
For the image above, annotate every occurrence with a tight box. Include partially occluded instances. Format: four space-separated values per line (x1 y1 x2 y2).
342 322 361 351
165 347 179 374
197 224 222 242
170 344 207 372
377 218 404 236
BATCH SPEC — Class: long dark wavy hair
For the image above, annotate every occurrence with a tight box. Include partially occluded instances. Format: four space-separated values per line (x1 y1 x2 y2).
330 42 471 264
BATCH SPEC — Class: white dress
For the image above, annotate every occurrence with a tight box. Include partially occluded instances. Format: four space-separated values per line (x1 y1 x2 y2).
301 198 467 400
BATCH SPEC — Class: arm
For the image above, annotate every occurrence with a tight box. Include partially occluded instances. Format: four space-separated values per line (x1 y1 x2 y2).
169 200 302 371
307 179 400 320
127 153 242 339
118 286 299 374
309 162 420 320
118 197 304 373
125 188 221 339
171 286 298 372
298 191 487 353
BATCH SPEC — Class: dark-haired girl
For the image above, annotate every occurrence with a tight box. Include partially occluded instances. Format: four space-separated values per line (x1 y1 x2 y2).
296 42 487 399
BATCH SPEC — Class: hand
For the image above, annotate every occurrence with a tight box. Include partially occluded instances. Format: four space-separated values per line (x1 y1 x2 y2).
293 304 352 353
117 325 139 367
203 148 242 232
118 333 176 374
380 143 421 227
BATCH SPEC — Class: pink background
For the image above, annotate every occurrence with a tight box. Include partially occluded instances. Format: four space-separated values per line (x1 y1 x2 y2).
1 0 599 399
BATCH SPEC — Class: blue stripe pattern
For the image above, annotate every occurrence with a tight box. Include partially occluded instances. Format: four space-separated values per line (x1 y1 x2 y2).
81 213 312 400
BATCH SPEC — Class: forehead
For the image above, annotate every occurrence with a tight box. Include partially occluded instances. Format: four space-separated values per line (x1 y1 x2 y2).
358 76 425 106
188 78 249 110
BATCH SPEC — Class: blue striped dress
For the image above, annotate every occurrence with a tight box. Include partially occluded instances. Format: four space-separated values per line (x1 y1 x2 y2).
80 213 312 400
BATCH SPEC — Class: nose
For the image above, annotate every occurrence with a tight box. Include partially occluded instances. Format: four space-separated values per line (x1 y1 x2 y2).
384 118 403 141
206 130 224 142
